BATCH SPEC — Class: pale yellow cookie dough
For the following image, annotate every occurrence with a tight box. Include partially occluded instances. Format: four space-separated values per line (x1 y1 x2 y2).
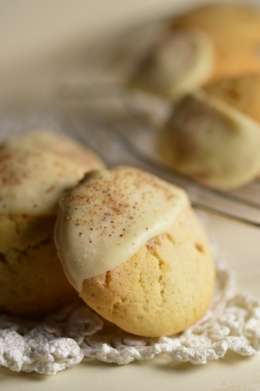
0 130 104 317
55 166 215 337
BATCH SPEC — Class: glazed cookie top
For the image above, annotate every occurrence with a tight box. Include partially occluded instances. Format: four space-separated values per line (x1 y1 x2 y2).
55 166 189 291
130 28 214 99
0 130 104 215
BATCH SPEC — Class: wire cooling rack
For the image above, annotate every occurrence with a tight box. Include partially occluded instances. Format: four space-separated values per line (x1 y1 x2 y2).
1 15 258 228
52 15 260 229
58 87 260 229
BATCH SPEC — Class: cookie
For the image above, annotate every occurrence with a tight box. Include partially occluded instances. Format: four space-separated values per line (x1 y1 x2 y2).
129 28 214 100
0 130 104 317
55 166 215 337
173 4 260 82
158 75 260 190
204 74 260 124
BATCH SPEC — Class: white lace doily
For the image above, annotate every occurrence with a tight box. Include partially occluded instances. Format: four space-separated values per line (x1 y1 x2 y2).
1 247 260 376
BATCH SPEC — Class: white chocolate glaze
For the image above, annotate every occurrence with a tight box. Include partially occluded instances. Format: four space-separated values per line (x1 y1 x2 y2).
0 130 104 215
55 166 189 291
131 28 214 99
162 90 260 189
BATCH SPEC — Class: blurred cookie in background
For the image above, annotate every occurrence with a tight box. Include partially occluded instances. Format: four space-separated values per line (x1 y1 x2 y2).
158 74 260 190
129 4 260 100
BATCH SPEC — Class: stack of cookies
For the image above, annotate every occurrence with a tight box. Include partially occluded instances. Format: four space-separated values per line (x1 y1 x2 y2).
0 130 215 337
0 131 104 317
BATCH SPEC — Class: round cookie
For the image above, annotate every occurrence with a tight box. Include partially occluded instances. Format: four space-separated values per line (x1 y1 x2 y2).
129 4 260 100
0 130 104 317
172 4 260 82
129 27 214 100
158 75 260 190
55 166 215 337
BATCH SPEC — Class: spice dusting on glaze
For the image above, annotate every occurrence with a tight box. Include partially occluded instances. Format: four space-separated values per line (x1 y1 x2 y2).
0 130 104 215
55 166 189 290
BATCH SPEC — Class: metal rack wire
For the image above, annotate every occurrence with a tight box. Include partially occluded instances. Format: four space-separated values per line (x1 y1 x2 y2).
56 16 260 229
59 86 260 229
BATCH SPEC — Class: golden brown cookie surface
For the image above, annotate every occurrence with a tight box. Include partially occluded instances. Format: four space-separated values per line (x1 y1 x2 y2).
81 205 215 337
55 166 215 337
0 130 104 317
204 74 260 124
173 4 260 82
0 214 76 317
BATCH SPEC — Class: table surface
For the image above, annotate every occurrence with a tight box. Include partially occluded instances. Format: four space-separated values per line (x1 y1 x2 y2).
1 1 260 390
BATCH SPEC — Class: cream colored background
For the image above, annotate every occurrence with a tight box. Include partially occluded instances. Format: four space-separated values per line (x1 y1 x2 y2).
0 0 225 109
1 0 260 390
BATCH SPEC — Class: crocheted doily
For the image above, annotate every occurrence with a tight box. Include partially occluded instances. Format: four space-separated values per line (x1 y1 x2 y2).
1 248 260 376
